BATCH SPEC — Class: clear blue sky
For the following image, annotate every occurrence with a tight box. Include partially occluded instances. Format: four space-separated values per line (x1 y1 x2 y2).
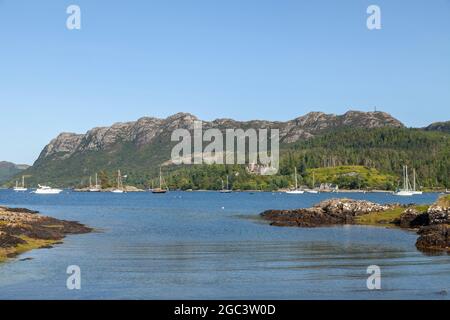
1 0 449 164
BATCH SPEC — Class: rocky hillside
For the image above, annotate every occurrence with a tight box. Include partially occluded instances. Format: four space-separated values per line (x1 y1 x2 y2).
9 110 406 187
37 111 403 163
424 121 450 133
0 162 29 183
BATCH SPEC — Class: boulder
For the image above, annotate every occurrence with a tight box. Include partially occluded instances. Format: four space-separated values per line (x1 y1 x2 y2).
416 225 450 252
397 208 429 228
427 206 450 225
261 199 393 227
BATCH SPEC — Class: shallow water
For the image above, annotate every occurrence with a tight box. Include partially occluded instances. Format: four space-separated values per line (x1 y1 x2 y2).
0 190 449 300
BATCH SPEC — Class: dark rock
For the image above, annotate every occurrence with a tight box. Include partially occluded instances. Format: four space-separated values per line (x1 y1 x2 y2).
0 207 39 214
397 208 429 228
261 199 393 227
19 257 34 262
416 224 450 252
0 232 26 248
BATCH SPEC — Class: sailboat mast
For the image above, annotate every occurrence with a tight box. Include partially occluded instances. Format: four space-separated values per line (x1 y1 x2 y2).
406 165 410 191
22 176 25 188
159 167 162 189
413 169 416 191
295 168 298 189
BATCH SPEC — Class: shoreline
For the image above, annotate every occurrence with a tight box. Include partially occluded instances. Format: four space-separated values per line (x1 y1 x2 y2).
261 195 450 253
0 206 92 262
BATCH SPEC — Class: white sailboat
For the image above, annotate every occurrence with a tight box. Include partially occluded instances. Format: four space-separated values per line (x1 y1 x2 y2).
394 165 414 196
286 168 304 194
89 173 101 192
220 176 232 193
34 184 63 195
411 169 423 195
305 172 319 194
111 170 124 193
13 176 28 192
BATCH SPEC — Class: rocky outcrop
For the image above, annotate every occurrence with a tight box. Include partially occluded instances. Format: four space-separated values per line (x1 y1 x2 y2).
262 196 450 253
416 225 450 252
0 207 92 260
261 199 393 227
427 205 450 225
396 208 429 228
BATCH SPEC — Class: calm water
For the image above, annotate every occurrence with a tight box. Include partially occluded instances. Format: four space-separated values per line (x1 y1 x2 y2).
0 190 449 300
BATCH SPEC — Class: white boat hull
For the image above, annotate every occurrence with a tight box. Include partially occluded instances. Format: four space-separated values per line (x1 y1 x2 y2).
13 188 28 192
111 189 124 193
394 191 414 196
286 190 305 194
34 189 62 195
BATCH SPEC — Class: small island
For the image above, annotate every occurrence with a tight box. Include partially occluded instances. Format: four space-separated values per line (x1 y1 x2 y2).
261 195 450 252
0 207 92 262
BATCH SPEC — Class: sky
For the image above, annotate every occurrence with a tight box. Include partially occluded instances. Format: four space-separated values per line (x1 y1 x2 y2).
0 0 449 164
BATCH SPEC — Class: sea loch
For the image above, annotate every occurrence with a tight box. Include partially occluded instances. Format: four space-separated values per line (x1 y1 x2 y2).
0 190 449 300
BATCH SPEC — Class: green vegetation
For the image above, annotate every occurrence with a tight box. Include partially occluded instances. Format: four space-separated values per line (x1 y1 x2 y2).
7 126 450 190
0 236 57 263
436 194 450 207
356 205 430 227
0 162 27 183
308 166 395 190
280 127 450 189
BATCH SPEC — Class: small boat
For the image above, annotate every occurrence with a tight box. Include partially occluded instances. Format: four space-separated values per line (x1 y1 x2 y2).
394 165 414 196
89 173 101 192
13 176 28 192
152 167 168 194
111 170 125 193
220 176 232 193
34 185 62 195
286 168 304 194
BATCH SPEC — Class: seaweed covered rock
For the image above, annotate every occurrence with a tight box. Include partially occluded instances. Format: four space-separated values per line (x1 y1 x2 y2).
261 199 393 227
397 208 429 228
0 207 92 261
416 224 450 252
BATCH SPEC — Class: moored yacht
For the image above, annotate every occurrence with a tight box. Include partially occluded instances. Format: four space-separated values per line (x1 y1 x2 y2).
89 173 101 192
111 170 125 193
220 176 232 193
394 165 414 196
286 168 304 194
152 167 168 194
13 176 28 192
34 185 63 195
